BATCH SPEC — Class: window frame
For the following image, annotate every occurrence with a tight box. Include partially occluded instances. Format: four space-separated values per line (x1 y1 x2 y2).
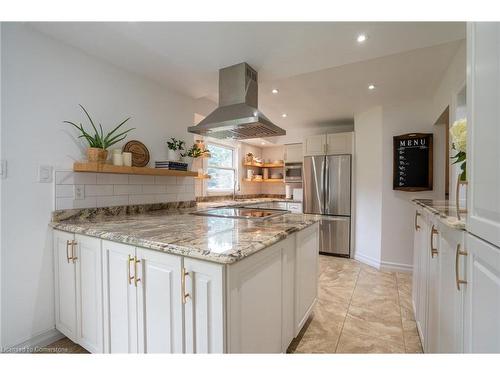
205 142 238 194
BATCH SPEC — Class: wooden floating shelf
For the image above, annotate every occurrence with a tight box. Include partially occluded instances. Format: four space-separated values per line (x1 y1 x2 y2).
73 162 198 177
243 162 284 168
243 178 284 183
194 175 211 180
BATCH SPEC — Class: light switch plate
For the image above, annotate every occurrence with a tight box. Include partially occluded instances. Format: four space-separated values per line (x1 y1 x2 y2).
38 165 53 183
74 185 84 200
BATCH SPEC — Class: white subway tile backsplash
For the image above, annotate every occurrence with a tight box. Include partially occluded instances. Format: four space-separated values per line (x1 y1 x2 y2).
55 171 97 185
96 173 129 185
114 184 143 195
142 184 167 194
129 194 156 205
129 175 155 185
155 193 178 203
96 195 129 207
73 197 98 209
85 184 114 196
177 192 195 202
176 177 192 185
55 185 74 198
154 176 177 185
55 197 74 210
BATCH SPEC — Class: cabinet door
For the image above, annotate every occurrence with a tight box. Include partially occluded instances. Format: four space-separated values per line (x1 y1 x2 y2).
281 237 296 352
287 202 303 213
303 134 326 156
184 258 224 353
464 233 500 353
226 241 284 353
74 234 103 353
295 222 319 335
415 213 430 348
437 224 465 353
412 209 422 316
136 248 183 353
426 220 440 353
53 230 77 342
326 132 353 155
467 23 500 248
285 143 303 163
102 240 138 353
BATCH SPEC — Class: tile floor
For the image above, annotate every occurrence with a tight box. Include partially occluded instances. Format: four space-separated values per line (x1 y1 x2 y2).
288 255 423 353
44 255 422 354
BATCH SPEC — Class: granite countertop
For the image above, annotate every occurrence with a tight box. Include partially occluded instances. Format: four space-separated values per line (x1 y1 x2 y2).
50 200 318 264
196 197 303 209
412 199 466 230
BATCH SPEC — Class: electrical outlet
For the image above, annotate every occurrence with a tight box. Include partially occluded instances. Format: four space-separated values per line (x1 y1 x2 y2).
74 185 85 200
38 165 53 183
0 160 6 179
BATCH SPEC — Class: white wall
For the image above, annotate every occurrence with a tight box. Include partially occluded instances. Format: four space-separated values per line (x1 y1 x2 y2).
353 107 383 268
380 100 444 271
0 24 195 348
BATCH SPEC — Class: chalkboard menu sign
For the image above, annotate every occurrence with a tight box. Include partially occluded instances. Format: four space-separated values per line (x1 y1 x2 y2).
393 133 433 191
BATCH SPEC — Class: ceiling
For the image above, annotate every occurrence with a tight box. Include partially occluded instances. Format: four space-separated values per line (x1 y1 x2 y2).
31 22 465 132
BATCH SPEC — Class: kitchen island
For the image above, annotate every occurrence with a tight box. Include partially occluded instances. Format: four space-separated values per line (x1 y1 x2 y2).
50 201 320 353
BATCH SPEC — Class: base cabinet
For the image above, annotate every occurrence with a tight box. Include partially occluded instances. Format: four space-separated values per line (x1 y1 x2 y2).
54 222 319 353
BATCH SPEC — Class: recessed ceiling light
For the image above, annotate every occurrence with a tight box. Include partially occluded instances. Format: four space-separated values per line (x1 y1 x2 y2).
368 84 376 90
281 113 287 118
357 34 367 43
261 141 266 145
271 88 279 94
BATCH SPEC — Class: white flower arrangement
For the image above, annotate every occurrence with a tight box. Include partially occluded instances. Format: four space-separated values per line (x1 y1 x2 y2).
450 118 467 181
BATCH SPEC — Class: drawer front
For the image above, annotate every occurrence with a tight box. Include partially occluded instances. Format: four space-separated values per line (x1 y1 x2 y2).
287 203 302 213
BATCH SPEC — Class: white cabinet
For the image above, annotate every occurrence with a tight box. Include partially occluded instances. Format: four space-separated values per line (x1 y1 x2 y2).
184 257 224 353
284 143 303 163
53 230 103 353
226 239 284 353
467 23 500 248
271 201 288 210
136 247 183 353
326 132 353 155
281 237 296 352
102 241 184 353
102 240 139 353
295 223 319 335
426 217 440 353
303 132 353 156
464 233 500 353
303 134 327 156
436 224 465 353
54 230 78 342
287 202 303 213
75 234 103 353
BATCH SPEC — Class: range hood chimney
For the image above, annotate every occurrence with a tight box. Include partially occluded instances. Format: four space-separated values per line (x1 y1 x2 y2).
188 62 286 140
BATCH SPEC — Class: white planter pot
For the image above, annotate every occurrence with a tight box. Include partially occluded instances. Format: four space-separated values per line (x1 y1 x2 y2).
167 149 180 161
180 156 193 171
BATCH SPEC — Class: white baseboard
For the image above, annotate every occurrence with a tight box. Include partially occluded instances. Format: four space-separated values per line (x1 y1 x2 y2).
380 260 413 273
3 328 64 352
354 252 381 269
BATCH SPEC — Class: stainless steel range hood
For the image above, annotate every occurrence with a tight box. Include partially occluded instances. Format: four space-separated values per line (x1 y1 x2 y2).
188 62 286 140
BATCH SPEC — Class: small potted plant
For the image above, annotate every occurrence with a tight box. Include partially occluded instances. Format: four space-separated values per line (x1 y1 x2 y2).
166 138 185 161
64 105 134 162
181 143 210 170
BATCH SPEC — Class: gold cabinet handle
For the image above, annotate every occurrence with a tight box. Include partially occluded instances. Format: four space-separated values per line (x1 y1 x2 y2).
128 255 135 285
430 225 438 258
415 211 421 231
181 267 190 304
71 240 78 263
66 240 72 263
134 257 141 287
455 244 468 291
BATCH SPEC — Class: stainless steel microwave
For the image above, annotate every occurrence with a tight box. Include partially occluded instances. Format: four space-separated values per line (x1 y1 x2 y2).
284 163 303 183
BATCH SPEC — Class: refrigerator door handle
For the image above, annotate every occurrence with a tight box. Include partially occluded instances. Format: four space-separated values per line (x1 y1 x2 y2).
324 156 329 213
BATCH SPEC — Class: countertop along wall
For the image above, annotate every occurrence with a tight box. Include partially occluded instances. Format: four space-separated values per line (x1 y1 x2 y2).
0 24 196 348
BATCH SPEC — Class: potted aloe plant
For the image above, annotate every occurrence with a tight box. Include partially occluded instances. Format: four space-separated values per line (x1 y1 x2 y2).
166 138 185 161
64 105 134 162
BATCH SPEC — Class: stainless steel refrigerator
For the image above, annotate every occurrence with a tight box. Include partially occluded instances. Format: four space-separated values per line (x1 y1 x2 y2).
303 154 351 256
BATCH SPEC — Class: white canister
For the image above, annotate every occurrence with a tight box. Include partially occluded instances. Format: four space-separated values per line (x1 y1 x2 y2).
112 152 124 166
247 169 254 180
122 152 132 167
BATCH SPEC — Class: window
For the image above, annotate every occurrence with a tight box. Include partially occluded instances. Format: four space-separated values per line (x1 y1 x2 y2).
206 143 236 192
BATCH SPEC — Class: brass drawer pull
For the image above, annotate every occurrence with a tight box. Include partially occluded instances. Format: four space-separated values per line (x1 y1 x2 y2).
415 211 421 231
71 240 78 263
455 244 468 291
181 267 191 304
134 257 141 287
430 225 438 258
66 240 72 263
128 255 135 285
